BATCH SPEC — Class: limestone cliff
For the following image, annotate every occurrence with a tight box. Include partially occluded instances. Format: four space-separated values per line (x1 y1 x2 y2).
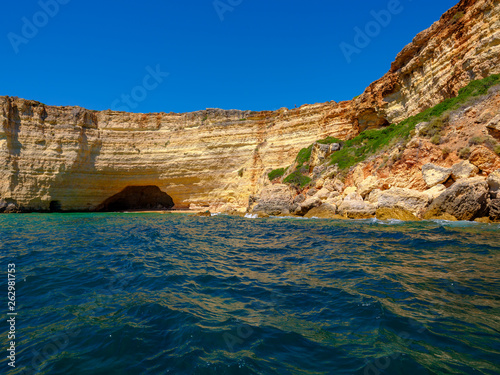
1 0 499 212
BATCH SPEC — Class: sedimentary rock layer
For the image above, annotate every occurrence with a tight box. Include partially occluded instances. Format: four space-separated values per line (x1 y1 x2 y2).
1 0 499 211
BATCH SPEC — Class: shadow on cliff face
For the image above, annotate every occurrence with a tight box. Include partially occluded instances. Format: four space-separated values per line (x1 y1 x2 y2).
95 186 174 212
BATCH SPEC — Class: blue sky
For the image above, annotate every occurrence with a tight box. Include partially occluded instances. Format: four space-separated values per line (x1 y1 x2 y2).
1 0 458 113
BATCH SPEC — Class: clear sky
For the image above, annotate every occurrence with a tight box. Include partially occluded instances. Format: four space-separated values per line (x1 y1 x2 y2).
1 0 459 114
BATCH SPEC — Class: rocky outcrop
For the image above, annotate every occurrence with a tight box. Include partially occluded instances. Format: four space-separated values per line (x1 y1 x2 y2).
423 178 489 221
250 184 294 216
377 188 430 216
294 196 322 216
304 203 340 219
376 207 419 221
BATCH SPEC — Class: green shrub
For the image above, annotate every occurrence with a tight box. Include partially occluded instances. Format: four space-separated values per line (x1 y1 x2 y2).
296 145 313 168
442 147 451 158
431 134 441 145
268 168 285 181
420 116 447 138
469 136 485 145
458 147 471 159
238 168 244 177
283 170 311 187
495 145 500 156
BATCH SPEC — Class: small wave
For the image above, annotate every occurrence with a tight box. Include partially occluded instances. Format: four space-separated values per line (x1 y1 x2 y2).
244 213 258 219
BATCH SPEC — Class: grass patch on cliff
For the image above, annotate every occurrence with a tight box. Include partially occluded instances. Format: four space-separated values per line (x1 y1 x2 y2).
283 170 311 188
295 145 313 168
268 168 286 181
329 74 500 170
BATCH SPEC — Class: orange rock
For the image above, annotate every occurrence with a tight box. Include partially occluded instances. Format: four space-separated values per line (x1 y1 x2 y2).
469 146 500 174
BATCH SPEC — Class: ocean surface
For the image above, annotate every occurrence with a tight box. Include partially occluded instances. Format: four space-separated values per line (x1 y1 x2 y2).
1 213 499 375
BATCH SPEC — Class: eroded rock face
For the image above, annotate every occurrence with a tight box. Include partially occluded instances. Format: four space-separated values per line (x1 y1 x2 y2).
95 185 174 212
423 178 489 221
489 199 500 221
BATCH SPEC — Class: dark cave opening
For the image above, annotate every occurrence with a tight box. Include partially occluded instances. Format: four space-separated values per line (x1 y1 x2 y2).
95 186 174 212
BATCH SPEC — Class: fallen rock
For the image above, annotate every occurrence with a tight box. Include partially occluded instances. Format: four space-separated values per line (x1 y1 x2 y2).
304 203 342 219
424 184 446 201
251 184 294 216
487 169 500 198
293 194 306 205
489 199 500 221
357 176 381 198
422 163 452 187
423 213 458 221
366 189 382 205
469 145 500 173
376 207 420 221
486 114 500 139
295 196 322 216
338 200 376 219
314 188 331 201
475 217 491 224
196 210 211 217
423 178 489 221
343 192 363 202
342 186 357 197
451 160 479 180
377 187 430 216
4 203 18 213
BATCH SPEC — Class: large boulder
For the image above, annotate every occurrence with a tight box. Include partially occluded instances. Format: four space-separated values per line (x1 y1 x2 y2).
376 207 420 221
424 184 446 201
304 203 342 219
487 169 500 198
251 184 294 216
338 200 376 219
451 160 479 180
422 163 452 187
314 188 331 201
377 187 430 216
357 176 381 198
469 146 500 174
423 178 489 221
294 196 322 216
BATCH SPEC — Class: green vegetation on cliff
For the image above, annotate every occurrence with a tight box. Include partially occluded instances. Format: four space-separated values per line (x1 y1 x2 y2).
268 168 286 181
330 73 500 169
283 170 311 187
275 73 500 186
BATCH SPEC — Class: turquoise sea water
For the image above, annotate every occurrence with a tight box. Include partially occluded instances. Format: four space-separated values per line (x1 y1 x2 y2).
1 213 499 375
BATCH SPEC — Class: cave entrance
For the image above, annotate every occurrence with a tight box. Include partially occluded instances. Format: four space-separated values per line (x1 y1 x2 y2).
95 186 174 212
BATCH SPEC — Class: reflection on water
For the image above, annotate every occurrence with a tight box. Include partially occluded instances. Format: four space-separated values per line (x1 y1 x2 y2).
0 214 499 374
